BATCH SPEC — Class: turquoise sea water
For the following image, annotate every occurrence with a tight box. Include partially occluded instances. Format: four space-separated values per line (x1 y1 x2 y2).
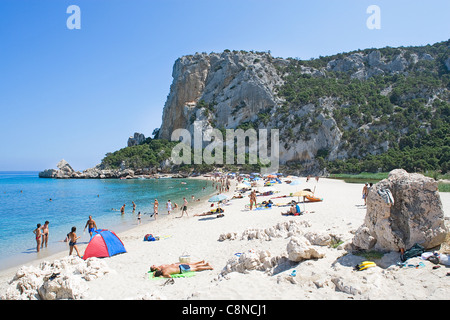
0 172 215 271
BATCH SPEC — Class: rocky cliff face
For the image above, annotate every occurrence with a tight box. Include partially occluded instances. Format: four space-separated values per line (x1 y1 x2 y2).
158 42 449 173
159 51 284 140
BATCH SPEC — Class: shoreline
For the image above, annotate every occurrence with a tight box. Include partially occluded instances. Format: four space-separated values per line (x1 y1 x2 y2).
1 176 449 300
0 176 219 275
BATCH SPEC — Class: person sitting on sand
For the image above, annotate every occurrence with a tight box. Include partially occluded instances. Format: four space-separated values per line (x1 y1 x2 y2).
282 204 296 216
150 260 213 278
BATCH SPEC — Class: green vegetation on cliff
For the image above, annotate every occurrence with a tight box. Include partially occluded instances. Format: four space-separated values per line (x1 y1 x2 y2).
276 40 450 174
101 138 178 169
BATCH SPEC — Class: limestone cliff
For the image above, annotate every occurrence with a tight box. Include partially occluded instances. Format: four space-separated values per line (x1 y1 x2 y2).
158 41 449 173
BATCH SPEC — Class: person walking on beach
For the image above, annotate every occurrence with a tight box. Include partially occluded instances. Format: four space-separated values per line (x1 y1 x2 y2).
180 197 188 217
68 226 81 258
84 215 97 237
362 183 368 205
249 190 257 210
33 223 42 252
41 221 50 248
153 199 159 220
167 200 172 215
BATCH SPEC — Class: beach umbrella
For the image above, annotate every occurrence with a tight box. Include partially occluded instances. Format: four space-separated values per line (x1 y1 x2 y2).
208 194 228 202
267 174 277 178
292 190 314 212
237 182 250 189
208 193 228 210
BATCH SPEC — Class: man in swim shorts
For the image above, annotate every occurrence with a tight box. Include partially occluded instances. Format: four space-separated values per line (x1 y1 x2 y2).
180 197 188 217
41 221 50 248
83 215 97 237
150 260 213 278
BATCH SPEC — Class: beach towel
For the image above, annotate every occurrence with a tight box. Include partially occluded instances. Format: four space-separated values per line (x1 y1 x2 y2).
377 188 394 205
147 270 196 280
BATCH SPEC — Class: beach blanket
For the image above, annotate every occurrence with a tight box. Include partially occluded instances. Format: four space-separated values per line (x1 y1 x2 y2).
147 270 196 280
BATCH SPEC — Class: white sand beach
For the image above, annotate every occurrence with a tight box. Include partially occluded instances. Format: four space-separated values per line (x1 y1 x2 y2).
1 177 449 300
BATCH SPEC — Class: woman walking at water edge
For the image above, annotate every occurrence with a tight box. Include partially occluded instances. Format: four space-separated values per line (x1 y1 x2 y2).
33 224 42 252
68 227 81 258
153 199 159 220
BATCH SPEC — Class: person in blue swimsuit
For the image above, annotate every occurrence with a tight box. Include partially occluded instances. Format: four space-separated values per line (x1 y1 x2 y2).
83 216 97 237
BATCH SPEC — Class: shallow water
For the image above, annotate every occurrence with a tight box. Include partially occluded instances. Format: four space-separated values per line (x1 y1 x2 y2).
0 172 215 270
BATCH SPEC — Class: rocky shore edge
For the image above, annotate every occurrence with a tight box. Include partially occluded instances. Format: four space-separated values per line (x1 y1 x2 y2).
38 159 188 179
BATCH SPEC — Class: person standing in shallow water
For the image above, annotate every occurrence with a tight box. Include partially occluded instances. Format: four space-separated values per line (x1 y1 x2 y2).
41 221 49 248
33 223 42 252
84 215 97 238
153 199 159 220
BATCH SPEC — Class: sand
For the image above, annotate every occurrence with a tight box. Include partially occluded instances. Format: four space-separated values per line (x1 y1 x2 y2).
0 177 449 300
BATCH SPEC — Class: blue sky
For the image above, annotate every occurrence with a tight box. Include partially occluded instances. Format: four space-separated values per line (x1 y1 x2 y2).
0 0 449 171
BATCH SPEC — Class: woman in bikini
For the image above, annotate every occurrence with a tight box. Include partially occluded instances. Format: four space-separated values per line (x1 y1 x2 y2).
33 223 42 252
153 199 159 220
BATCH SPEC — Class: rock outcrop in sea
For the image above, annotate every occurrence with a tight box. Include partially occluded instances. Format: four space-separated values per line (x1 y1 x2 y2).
39 159 187 179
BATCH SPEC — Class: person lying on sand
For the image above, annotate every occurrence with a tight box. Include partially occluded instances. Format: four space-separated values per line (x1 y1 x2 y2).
150 260 213 278
194 208 224 216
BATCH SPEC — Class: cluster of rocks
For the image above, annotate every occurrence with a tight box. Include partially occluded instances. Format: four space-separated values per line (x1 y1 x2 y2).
219 220 344 247
0 256 111 300
219 220 345 278
352 169 447 252
39 159 188 179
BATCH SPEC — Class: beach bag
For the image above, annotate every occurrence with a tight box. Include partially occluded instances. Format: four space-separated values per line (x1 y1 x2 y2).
401 243 425 262
179 252 191 263
144 234 156 241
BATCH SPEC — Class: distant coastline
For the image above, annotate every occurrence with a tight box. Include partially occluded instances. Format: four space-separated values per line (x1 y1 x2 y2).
38 159 189 180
